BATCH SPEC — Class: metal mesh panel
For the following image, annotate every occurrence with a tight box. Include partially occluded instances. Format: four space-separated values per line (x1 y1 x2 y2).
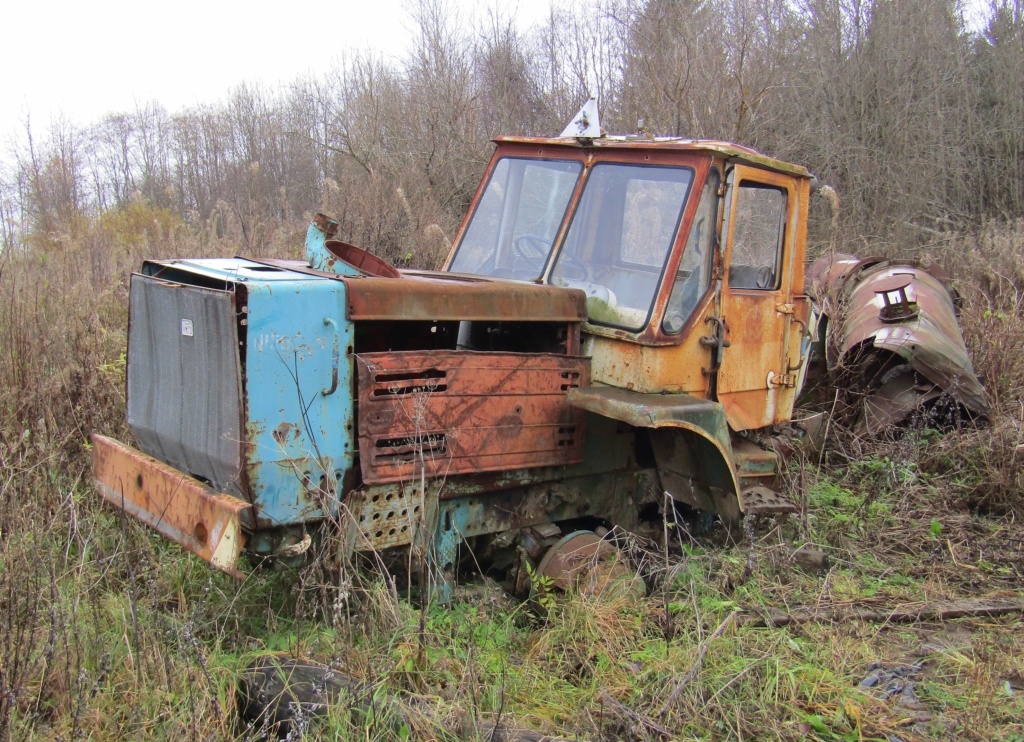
126 275 247 500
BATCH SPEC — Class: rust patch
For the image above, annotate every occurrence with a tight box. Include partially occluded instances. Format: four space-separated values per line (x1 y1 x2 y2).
343 273 587 322
810 254 989 431
92 434 252 577
356 350 589 484
272 422 301 445
326 240 402 278
312 212 339 238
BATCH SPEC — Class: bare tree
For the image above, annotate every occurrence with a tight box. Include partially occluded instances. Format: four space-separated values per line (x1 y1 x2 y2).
1 0 1021 256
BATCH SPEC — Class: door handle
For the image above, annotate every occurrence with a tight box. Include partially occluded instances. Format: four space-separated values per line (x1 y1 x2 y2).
322 317 339 396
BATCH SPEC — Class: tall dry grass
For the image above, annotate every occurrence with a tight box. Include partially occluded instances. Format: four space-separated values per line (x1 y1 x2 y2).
916 219 1024 512
0 205 291 740
1 200 1023 739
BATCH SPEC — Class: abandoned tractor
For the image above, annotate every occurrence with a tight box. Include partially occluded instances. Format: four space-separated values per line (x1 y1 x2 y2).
92 110 986 600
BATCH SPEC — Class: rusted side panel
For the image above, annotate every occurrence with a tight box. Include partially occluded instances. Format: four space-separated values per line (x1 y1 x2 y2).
92 434 252 577
356 351 589 484
584 296 715 395
716 165 806 432
566 386 742 520
566 386 729 444
343 273 587 322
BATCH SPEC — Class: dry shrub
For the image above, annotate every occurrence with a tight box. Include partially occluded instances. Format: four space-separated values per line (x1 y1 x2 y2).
935 219 1024 411
915 421 1024 514
320 162 459 270
0 204 270 741
929 221 1024 514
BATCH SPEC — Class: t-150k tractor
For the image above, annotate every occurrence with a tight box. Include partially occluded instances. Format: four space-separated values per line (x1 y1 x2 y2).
92 108 986 600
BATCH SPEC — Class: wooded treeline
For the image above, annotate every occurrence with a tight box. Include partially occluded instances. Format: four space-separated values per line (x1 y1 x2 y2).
1 0 1021 264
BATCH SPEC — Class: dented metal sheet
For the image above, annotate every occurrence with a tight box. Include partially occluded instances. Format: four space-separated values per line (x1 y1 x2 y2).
92 434 252 577
346 485 424 551
566 386 731 449
810 254 989 430
133 258 356 530
238 259 586 327
356 350 589 483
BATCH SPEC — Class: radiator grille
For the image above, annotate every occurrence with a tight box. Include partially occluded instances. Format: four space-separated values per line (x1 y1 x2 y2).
126 275 247 500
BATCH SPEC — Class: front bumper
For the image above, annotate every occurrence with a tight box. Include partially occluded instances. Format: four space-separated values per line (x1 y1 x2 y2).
91 434 252 577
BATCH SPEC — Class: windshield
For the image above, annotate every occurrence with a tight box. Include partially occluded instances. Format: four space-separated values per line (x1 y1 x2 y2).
448 157 581 280
663 169 718 334
551 163 693 331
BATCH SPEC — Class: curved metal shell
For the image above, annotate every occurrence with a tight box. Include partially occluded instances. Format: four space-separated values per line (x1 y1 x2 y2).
809 254 989 431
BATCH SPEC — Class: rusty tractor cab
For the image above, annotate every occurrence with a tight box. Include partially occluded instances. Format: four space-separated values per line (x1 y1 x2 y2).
446 134 815 520
92 116 823 602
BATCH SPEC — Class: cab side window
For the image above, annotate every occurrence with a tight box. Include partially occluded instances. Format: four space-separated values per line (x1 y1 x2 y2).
727 183 786 290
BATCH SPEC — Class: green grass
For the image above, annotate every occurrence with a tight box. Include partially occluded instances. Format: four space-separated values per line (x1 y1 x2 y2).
5 431 1024 741
4 216 1024 740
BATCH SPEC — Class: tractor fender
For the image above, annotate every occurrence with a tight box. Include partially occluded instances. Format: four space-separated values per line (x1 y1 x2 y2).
566 387 742 523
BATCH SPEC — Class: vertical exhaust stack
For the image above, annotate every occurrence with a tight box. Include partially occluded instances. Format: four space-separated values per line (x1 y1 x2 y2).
304 212 403 278
306 212 340 273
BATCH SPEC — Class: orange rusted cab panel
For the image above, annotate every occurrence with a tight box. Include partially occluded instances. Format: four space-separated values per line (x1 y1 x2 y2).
444 136 816 434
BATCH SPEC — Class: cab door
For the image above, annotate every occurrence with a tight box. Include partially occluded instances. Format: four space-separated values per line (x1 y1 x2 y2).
716 165 800 431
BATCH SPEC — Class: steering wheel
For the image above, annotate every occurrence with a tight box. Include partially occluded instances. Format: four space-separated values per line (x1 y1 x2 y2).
512 233 550 264
554 252 588 281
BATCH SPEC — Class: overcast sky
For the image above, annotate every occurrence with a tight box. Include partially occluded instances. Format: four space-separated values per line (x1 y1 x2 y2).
3 0 996 148
1 0 554 143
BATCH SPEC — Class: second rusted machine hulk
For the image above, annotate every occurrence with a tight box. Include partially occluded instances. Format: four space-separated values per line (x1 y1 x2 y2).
92 108 986 600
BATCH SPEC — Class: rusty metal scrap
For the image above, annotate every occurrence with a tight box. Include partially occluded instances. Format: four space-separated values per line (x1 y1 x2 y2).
345 272 587 322
243 258 587 323
809 254 989 432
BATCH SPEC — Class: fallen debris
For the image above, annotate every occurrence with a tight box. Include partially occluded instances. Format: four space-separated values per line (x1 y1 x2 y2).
237 654 575 740
807 253 989 433
859 661 923 700
789 545 830 573
744 596 1024 628
857 661 934 741
237 655 368 738
657 610 739 716
598 689 675 738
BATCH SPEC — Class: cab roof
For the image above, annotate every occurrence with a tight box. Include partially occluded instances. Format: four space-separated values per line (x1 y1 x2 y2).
493 135 812 179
